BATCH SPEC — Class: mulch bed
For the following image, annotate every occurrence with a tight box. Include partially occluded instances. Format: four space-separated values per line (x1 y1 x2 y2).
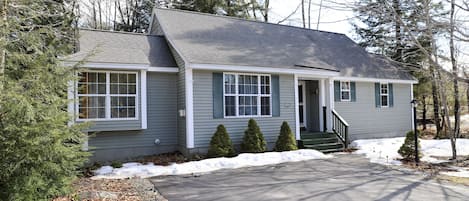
52 152 193 201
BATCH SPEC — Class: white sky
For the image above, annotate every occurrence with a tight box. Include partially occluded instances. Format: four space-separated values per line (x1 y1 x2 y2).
269 0 356 37
269 0 468 67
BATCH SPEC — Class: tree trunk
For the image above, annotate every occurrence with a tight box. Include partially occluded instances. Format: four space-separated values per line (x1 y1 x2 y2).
263 0 269 22
449 0 458 159
301 0 305 28
307 0 311 29
422 95 427 130
464 72 469 114
431 67 442 138
98 0 102 29
0 0 6 90
392 0 402 61
92 1 97 29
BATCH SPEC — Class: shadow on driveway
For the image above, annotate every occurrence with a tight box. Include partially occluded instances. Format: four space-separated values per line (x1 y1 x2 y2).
150 154 468 201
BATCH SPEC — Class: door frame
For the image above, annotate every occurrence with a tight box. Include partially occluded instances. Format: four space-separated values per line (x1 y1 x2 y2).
298 81 307 129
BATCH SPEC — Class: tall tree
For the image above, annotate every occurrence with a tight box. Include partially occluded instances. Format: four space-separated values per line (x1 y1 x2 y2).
352 0 447 138
0 0 89 199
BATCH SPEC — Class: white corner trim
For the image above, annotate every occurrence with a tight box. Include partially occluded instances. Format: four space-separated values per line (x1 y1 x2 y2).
67 79 75 127
186 68 195 148
141 70 148 129
191 63 340 77
334 76 418 84
319 79 325 131
294 74 300 140
327 78 335 132
82 133 89 151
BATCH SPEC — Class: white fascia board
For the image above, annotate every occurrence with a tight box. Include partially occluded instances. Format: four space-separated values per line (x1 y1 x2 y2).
63 61 178 73
334 76 418 84
191 63 340 77
147 67 179 73
64 61 149 69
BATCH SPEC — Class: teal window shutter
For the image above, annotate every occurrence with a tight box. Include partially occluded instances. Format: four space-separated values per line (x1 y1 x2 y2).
389 83 394 107
213 73 224 118
334 81 340 102
272 75 280 117
351 82 356 102
375 83 380 108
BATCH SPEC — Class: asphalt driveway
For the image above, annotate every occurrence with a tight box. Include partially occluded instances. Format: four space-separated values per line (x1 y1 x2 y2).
150 154 469 201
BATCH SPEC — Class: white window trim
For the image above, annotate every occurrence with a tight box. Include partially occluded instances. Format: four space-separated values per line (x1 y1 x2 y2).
75 70 139 121
380 83 389 108
223 72 272 118
340 81 351 102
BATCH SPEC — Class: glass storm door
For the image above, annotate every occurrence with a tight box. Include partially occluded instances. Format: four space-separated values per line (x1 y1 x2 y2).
298 81 306 129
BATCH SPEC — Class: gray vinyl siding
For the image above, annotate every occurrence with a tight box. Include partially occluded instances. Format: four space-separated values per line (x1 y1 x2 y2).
88 72 178 161
150 14 186 150
80 70 142 132
167 44 187 150
192 70 296 150
150 15 164 36
334 82 412 141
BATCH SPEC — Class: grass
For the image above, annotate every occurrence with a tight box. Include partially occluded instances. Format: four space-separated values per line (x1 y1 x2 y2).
438 175 469 186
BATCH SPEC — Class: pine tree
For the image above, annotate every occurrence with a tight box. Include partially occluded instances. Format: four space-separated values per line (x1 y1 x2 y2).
0 0 89 200
398 131 422 161
240 119 266 153
275 121 297 151
207 125 236 158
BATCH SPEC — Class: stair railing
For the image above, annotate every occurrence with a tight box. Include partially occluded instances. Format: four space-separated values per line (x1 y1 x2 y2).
331 109 349 148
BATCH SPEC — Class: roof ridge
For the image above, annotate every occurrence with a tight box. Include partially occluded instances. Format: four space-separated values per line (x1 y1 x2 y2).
154 8 346 36
79 28 163 37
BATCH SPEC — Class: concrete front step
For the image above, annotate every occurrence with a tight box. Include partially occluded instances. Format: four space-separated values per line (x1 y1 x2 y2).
301 137 339 145
300 134 336 139
304 142 344 151
299 132 344 153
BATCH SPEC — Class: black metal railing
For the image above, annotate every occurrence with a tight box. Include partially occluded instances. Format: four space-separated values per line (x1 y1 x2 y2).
332 109 349 148
322 106 327 132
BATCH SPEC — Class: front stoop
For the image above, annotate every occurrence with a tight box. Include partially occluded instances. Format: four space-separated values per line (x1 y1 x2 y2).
299 132 344 153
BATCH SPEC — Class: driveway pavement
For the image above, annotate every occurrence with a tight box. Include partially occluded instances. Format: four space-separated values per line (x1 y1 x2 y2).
150 154 469 201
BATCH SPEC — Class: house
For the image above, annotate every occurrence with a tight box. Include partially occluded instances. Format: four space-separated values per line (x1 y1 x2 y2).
66 8 417 162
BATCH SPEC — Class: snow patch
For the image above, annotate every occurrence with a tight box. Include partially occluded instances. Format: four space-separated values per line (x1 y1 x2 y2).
441 166 469 178
351 137 469 166
92 149 332 179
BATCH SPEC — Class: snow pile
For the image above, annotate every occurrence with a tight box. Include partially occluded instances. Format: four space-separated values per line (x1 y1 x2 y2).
441 167 469 178
351 137 469 166
92 149 332 179
350 137 405 165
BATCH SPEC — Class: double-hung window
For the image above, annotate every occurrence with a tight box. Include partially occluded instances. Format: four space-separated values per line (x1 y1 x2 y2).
340 81 351 101
77 71 138 120
224 73 271 117
380 83 389 107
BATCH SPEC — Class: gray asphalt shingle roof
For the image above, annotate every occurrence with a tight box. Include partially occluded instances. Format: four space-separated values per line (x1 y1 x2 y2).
68 29 177 67
154 9 414 80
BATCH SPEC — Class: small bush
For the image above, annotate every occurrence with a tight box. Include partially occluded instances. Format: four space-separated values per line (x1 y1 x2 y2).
111 161 123 168
207 125 236 158
275 121 298 151
241 119 266 153
398 131 422 161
